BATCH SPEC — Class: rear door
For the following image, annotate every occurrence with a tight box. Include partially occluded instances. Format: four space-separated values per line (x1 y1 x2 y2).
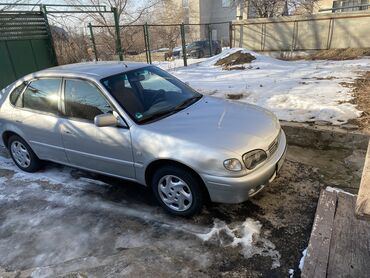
59 78 135 179
11 78 68 163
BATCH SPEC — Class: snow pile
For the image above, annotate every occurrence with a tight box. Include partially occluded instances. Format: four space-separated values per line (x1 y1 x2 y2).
158 48 370 125
196 218 281 269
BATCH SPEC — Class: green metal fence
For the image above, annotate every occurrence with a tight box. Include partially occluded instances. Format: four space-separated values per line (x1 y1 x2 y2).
0 3 235 88
88 21 233 66
0 11 57 89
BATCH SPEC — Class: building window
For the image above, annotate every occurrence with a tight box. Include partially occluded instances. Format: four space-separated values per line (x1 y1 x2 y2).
222 0 232 8
332 0 369 12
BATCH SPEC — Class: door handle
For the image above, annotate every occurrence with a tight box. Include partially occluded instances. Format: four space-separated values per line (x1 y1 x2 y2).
64 130 72 134
15 120 22 123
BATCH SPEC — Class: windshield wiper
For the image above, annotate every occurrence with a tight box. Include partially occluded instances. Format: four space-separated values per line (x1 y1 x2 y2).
140 95 202 124
139 109 179 124
174 95 202 111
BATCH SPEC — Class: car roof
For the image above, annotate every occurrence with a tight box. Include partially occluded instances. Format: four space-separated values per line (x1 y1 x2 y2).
30 61 150 80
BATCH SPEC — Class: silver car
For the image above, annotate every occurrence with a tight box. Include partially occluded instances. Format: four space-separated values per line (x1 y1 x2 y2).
0 62 286 216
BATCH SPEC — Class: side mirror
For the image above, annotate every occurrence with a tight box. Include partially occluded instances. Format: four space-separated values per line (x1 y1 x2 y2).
94 113 119 127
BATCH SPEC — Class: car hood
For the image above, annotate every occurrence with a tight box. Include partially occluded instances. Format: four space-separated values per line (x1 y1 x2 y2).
142 96 280 155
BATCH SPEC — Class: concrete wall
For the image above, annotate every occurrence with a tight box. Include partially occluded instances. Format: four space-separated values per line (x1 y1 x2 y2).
233 11 370 51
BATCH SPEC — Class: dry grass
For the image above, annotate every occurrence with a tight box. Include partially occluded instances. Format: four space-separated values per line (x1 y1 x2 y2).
124 52 167 63
282 48 370 61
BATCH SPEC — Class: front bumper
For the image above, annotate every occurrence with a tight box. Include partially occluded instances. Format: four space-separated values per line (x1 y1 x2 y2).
201 130 287 204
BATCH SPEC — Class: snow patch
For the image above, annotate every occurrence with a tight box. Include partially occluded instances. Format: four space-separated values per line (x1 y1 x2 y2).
299 248 307 271
157 48 370 125
0 176 8 188
196 218 281 269
325 186 355 196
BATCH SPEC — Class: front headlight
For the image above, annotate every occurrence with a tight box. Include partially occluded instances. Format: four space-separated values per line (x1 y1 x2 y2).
243 150 267 170
223 158 242 172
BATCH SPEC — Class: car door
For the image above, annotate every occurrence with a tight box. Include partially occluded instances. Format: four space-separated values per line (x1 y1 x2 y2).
11 78 68 163
59 78 135 179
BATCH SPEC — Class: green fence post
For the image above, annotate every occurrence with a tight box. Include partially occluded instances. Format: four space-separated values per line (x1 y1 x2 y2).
112 7 123 61
40 4 58 65
144 23 152 64
180 23 187 67
208 24 213 56
143 25 149 63
88 23 98 61
229 21 233 48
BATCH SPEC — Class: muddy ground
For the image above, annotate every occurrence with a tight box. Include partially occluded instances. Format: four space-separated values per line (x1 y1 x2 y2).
349 71 370 134
0 144 365 278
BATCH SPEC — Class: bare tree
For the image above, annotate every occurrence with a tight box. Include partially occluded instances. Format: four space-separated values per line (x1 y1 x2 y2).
243 0 319 18
62 0 163 58
149 0 183 49
0 0 31 12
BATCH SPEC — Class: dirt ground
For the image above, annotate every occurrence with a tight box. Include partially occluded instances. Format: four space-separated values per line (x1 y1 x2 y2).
0 142 365 278
348 71 370 133
215 51 256 70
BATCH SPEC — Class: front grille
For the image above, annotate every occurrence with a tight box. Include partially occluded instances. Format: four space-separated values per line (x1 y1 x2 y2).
268 131 280 156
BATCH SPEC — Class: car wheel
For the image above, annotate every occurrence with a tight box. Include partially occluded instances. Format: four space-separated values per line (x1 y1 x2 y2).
8 135 42 172
198 50 204 59
152 166 203 217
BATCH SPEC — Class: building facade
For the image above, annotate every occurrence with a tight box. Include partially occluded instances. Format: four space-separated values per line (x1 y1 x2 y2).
171 0 248 45
315 0 369 13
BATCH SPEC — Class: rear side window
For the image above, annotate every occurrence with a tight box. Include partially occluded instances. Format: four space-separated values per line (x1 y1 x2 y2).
23 79 61 114
9 83 26 106
64 79 113 121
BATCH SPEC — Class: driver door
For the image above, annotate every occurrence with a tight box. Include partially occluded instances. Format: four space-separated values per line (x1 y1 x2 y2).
59 78 135 179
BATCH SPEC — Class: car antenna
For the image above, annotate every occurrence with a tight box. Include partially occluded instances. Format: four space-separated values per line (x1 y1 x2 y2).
121 61 128 68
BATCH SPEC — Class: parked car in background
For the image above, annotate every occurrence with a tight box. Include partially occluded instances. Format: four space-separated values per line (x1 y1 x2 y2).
187 40 222 58
0 62 286 216
171 46 183 58
166 41 221 60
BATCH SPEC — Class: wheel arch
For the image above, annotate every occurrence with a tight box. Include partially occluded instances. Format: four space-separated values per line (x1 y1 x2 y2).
2 130 20 148
145 159 210 202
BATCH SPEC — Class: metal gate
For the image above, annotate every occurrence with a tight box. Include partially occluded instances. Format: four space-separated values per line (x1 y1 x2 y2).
0 11 57 89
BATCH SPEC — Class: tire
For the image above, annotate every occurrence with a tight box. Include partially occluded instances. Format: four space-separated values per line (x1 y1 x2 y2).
198 50 204 59
152 165 203 217
8 135 42 173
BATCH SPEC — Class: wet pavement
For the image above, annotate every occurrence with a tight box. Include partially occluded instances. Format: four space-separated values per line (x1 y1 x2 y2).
0 145 365 278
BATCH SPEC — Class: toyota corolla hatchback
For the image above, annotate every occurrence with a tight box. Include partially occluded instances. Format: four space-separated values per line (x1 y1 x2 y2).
0 62 286 216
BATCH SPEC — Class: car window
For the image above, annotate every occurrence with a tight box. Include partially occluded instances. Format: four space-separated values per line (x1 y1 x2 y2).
139 70 181 93
9 83 26 106
23 79 61 114
101 66 202 124
64 79 113 121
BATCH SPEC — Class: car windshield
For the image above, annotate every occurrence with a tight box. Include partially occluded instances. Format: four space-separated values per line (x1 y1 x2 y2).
189 41 204 47
101 66 202 124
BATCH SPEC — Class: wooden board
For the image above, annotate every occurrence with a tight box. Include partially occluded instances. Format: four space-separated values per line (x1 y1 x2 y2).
327 192 370 278
302 189 337 278
356 140 370 220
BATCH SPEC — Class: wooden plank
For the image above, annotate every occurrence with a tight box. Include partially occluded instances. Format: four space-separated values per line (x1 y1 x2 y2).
356 140 370 220
302 189 337 278
327 192 370 278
